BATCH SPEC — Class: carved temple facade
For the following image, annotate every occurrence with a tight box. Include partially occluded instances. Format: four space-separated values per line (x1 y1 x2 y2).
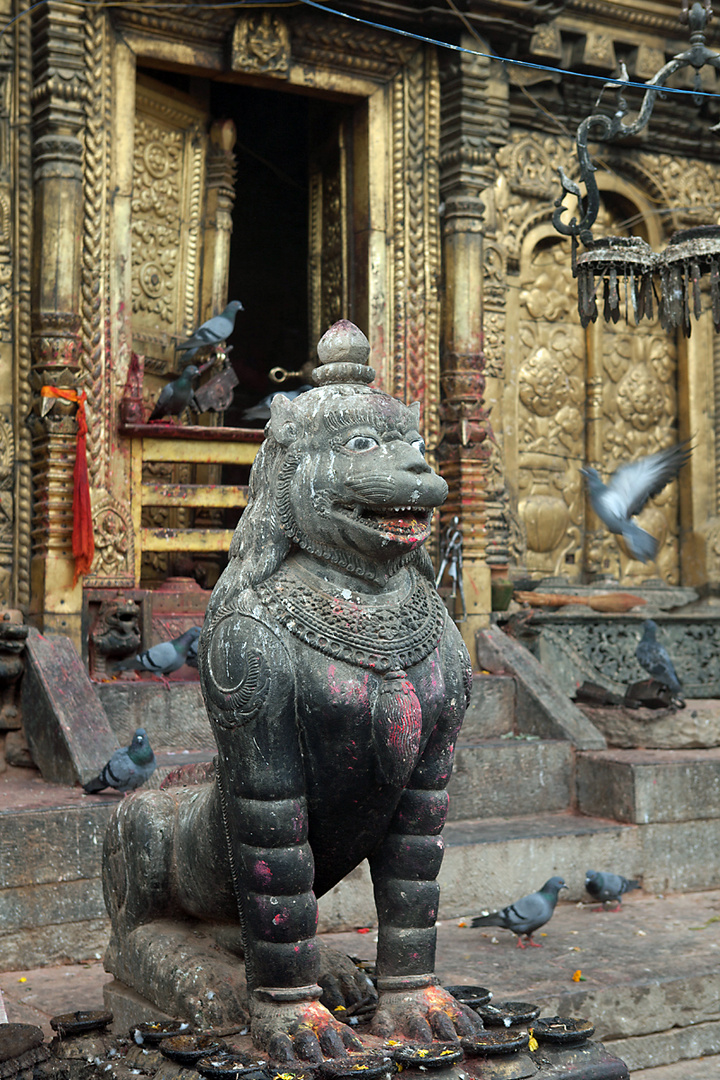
2 0 720 653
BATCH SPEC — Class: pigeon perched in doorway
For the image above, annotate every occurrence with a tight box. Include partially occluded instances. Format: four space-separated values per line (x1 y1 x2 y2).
148 365 200 423
585 870 640 911
470 877 567 948
580 441 691 563
114 626 202 680
83 728 156 795
176 300 244 360
636 619 683 699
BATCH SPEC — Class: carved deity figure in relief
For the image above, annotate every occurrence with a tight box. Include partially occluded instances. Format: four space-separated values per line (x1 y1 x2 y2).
102 321 481 1061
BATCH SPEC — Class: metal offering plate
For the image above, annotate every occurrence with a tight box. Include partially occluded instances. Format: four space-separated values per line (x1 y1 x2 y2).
476 1002 540 1027
131 1019 191 1045
391 1043 464 1068
443 985 493 1009
461 1030 530 1056
533 1017 595 1046
160 1033 227 1065
49 1010 113 1038
319 1052 393 1079
196 1051 270 1079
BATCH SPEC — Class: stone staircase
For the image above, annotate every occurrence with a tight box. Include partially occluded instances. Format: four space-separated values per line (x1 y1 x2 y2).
4 625 720 1072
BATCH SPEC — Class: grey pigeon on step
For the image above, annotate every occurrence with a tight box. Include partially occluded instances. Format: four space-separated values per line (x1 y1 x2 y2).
585 870 640 910
636 619 683 698
176 300 243 360
114 626 201 678
148 365 200 423
470 877 567 948
580 441 691 563
83 728 156 795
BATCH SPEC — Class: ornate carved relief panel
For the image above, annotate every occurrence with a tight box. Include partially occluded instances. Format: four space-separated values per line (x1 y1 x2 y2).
308 112 351 347
131 77 208 376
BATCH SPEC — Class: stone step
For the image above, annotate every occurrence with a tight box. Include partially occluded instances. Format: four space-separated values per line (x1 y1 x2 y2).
447 737 572 820
95 680 210 749
317 808 720 931
577 747 720 824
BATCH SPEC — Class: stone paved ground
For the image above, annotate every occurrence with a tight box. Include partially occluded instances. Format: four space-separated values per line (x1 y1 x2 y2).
2 889 719 1076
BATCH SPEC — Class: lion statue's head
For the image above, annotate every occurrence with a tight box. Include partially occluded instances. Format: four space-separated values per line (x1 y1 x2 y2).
209 322 448 612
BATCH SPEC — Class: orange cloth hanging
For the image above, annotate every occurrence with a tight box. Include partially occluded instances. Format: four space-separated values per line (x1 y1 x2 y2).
40 387 94 585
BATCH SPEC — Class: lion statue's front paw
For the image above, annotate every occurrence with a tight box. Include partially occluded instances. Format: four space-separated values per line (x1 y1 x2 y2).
252 997 363 1064
371 983 482 1043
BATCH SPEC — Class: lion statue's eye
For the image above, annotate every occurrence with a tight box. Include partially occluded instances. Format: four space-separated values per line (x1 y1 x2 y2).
411 438 426 457
345 435 379 452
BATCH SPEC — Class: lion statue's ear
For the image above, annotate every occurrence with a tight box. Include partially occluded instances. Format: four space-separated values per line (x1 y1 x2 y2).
408 401 422 429
269 393 301 446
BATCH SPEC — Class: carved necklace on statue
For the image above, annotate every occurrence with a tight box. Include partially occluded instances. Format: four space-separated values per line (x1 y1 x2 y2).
256 561 447 786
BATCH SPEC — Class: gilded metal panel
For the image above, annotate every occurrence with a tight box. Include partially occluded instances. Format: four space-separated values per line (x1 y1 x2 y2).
131 78 208 375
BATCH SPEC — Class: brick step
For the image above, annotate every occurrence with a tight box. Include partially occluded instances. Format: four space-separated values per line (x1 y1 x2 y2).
577 747 720 823
447 737 572 820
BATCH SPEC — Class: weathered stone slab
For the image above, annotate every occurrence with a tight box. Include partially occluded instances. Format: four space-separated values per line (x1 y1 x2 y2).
21 629 118 786
605 1020 720 1073
460 675 515 739
0 877 107 934
96 681 211 748
476 626 606 749
577 749 720 824
641 818 720 892
0 919 110 970
102 979 176 1033
579 700 720 749
0 804 114 889
447 739 571 820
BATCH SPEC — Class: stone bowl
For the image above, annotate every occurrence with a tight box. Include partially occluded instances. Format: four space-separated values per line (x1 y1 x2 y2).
461 1030 530 1056
390 1043 464 1069
50 1010 113 1038
443 985 493 1008
533 1017 595 1046
130 1019 191 1045
476 1001 540 1027
159 1033 227 1065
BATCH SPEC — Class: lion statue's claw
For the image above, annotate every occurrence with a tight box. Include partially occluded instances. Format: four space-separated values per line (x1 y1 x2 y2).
371 985 482 1043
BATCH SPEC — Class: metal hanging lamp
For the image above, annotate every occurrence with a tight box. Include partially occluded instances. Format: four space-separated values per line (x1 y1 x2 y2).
553 0 720 336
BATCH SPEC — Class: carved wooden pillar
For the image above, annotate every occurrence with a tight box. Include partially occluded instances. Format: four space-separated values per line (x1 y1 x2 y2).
201 119 237 319
28 1 86 644
437 35 502 645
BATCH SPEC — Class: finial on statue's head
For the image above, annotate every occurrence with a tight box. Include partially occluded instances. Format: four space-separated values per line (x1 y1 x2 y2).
312 320 375 387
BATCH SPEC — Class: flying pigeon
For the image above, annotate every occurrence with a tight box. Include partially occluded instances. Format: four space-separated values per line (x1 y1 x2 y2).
114 626 202 681
470 877 567 948
148 365 200 423
636 619 683 698
241 385 313 423
585 870 640 911
176 300 244 360
83 728 156 795
580 441 691 563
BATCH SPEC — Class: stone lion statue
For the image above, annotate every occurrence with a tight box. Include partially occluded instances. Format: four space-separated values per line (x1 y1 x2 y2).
103 321 480 1061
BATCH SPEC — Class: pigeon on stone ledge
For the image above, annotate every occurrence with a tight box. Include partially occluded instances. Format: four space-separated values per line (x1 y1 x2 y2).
83 727 156 795
176 300 243 360
114 626 201 681
148 365 200 423
636 619 683 701
580 441 691 563
585 870 640 911
470 877 567 948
